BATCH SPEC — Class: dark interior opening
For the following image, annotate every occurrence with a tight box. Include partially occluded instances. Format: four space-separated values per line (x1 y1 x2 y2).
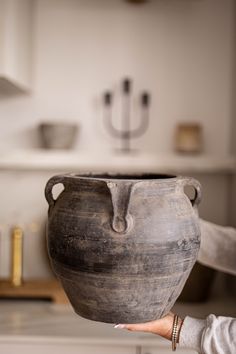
76 173 176 180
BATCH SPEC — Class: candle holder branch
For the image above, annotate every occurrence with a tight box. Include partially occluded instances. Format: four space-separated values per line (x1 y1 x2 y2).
103 78 150 153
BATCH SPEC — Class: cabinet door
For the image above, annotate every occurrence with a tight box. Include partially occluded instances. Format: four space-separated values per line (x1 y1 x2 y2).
141 346 197 354
0 0 32 92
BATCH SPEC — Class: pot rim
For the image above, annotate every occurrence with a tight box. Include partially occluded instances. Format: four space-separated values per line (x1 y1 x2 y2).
65 172 178 181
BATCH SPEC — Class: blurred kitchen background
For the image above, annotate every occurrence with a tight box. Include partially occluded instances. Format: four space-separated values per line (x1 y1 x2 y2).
0 0 236 350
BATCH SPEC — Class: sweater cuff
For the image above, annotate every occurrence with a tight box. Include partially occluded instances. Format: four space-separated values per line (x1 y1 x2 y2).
179 316 206 352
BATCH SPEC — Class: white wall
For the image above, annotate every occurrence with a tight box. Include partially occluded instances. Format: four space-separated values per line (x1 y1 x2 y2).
0 0 234 154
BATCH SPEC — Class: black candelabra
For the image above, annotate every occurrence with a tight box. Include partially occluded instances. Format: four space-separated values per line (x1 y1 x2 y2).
103 78 150 153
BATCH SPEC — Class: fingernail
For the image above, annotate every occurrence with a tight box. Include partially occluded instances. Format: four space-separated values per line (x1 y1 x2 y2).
114 324 125 329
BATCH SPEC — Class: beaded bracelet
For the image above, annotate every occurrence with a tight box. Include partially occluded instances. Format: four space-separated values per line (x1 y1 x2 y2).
171 314 180 351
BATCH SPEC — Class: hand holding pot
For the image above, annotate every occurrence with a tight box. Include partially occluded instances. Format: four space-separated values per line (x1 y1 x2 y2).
115 312 184 352
115 312 176 339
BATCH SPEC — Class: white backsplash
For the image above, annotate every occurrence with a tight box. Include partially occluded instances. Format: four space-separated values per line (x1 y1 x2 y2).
0 170 54 279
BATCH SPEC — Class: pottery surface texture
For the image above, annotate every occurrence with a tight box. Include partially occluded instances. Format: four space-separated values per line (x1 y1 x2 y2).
45 173 202 324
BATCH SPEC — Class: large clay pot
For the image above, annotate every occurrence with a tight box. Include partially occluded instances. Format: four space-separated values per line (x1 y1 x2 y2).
45 173 201 324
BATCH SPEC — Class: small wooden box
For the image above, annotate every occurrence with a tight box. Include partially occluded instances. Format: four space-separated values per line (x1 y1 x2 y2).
0 279 69 304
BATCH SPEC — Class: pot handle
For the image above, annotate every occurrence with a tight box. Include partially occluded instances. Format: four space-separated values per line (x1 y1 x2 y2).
45 175 66 211
180 177 202 208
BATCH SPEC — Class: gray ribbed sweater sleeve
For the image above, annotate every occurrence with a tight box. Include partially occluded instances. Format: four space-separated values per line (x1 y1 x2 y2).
180 315 236 353
198 219 236 276
179 221 236 353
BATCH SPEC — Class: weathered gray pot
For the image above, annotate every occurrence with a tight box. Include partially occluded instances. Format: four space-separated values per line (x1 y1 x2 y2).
45 173 201 324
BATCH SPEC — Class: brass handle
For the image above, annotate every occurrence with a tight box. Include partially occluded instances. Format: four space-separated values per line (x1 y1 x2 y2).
11 226 23 287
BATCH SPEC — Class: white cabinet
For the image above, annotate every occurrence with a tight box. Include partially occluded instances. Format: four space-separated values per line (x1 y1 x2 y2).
0 0 33 93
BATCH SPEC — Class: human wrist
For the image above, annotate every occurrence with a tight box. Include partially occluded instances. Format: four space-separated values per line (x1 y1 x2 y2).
179 316 206 351
171 315 184 351
157 313 179 341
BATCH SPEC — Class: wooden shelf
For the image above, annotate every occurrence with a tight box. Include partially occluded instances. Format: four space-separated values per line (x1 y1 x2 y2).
0 279 68 304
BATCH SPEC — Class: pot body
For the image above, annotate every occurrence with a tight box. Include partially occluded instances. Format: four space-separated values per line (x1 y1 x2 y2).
45 173 201 323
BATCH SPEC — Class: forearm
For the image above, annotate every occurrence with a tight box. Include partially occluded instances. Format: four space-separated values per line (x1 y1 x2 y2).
180 315 236 353
198 219 236 275
179 317 205 352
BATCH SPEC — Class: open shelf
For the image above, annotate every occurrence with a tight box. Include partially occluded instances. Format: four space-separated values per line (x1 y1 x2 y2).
0 149 235 174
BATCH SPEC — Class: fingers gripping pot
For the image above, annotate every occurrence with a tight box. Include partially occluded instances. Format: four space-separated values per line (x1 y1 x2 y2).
45 174 201 324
